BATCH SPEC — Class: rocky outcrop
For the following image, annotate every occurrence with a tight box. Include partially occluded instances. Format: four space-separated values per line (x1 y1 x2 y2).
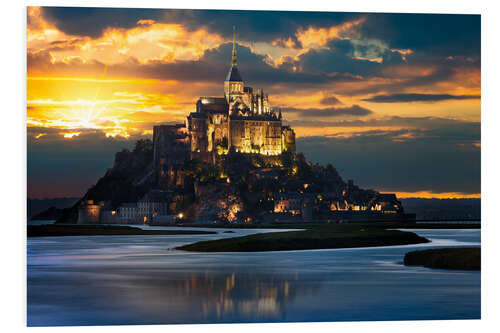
189 182 245 223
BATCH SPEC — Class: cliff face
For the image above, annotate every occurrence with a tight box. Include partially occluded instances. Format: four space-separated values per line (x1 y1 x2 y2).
56 140 154 223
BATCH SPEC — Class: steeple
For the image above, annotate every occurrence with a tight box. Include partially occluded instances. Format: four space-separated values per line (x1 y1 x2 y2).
225 26 243 83
231 25 237 67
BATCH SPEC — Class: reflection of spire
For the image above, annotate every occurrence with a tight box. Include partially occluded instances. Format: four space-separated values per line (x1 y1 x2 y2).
232 25 237 67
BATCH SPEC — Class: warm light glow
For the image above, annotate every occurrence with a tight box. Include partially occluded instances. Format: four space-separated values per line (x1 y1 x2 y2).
61 132 81 139
392 191 481 199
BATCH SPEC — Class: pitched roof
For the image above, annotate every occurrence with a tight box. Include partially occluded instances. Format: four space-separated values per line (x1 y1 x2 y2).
225 66 243 82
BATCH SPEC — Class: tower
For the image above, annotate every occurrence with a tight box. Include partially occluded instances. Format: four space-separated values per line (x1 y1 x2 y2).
224 26 243 103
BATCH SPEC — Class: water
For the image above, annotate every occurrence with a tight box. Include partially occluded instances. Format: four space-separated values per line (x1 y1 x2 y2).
28 219 56 225
27 227 480 326
416 220 481 225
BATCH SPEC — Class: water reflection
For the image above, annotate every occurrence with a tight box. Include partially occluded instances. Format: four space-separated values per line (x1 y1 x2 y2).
27 228 480 326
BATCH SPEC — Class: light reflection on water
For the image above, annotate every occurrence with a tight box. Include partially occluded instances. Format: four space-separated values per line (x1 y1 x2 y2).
27 227 480 326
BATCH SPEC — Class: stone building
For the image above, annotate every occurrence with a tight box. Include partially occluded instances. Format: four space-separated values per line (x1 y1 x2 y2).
137 189 172 224
368 194 404 213
274 193 316 221
77 200 101 224
118 203 138 224
153 124 190 186
152 30 296 172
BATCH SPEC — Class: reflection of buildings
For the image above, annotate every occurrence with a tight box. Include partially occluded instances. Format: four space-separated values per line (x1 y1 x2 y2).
108 270 320 323
153 30 296 185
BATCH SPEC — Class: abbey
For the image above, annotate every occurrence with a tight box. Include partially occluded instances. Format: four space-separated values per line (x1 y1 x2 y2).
153 31 296 185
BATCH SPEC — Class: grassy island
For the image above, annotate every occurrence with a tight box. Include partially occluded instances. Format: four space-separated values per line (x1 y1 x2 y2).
27 224 217 237
176 224 430 252
404 247 480 270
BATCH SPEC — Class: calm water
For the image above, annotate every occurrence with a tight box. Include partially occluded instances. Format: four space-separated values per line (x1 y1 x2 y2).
27 226 480 326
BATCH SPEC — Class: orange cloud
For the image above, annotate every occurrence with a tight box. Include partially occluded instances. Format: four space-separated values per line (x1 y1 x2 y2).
61 132 81 139
296 17 366 49
28 8 225 66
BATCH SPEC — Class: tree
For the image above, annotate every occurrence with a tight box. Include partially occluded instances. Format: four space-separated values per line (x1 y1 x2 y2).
133 139 153 153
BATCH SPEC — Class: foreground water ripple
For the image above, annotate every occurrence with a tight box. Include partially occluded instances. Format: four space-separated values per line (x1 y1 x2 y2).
27 226 480 326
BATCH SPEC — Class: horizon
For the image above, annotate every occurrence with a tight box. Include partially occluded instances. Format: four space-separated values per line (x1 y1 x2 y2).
27 7 480 199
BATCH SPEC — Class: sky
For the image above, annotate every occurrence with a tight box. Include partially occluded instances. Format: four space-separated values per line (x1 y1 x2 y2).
26 6 481 199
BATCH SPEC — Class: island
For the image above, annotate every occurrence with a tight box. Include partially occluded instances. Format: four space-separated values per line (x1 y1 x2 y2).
175 224 430 252
53 38 418 227
404 248 480 270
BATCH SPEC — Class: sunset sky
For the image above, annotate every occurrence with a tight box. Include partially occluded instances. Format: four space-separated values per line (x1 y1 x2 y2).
27 7 481 199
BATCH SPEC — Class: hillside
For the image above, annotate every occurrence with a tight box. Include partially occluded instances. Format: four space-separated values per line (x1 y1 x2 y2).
28 197 79 219
56 139 155 223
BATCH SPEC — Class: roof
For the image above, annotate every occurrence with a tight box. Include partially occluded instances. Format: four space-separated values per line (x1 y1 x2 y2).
198 97 227 104
230 114 280 121
225 66 243 82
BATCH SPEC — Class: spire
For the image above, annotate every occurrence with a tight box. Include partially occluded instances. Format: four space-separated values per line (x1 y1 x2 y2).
231 25 237 67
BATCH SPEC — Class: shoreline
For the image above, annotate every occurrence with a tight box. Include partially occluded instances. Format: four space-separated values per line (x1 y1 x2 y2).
27 224 217 237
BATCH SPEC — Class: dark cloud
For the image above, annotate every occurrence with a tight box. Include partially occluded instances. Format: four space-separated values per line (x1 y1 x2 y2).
285 104 372 117
320 95 343 106
41 7 358 42
40 8 480 63
296 119 480 194
41 7 166 38
27 128 146 198
27 42 362 89
287 116 480 136
34 8 481 97
360 13 480 58
292 39 382 76
363 93 481 103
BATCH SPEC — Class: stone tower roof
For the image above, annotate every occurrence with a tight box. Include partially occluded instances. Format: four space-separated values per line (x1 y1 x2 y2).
225 66 243 82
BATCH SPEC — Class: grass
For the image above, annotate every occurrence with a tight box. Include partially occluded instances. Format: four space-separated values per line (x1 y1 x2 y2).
27 224 217 237
404 247 481 270
176 224 430 252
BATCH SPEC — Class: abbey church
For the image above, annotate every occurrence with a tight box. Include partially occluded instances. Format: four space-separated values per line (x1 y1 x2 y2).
153 31 296 185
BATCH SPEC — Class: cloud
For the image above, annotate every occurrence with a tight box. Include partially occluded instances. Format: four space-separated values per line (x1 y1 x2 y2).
359 13 481 57
362 93 481 103
285 104 373 117
296 119 480 194
39 7 359 43
26 8 481 198
319 95 343 105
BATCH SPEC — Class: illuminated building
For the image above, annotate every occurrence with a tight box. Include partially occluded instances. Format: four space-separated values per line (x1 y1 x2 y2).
77 200 101 224
153 29 296 181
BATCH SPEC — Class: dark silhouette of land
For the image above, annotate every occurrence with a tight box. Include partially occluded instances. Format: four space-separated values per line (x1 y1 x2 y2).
176 224 430 252
404 248 480 270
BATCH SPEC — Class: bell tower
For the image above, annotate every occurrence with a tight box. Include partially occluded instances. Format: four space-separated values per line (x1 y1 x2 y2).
224 26 243 103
